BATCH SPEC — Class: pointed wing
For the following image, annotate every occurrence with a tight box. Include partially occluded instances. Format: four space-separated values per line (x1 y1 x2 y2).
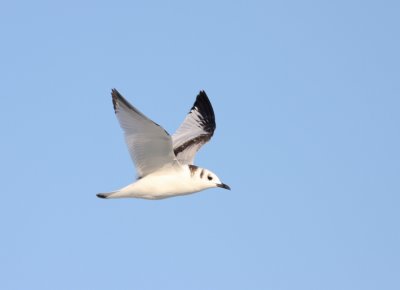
172 91 216 164
111 89 176 177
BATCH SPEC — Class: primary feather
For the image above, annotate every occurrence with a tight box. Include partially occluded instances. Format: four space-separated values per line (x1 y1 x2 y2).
111 89 176 178
172 91 216 164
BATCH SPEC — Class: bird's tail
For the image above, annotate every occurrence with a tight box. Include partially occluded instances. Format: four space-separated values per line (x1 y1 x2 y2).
96 191 118 199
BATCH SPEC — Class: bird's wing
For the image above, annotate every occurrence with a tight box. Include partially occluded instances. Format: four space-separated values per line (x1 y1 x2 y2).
172 91 216 165
111 89 176 178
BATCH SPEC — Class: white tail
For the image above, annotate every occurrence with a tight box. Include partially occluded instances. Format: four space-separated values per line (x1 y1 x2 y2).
96 191 118 199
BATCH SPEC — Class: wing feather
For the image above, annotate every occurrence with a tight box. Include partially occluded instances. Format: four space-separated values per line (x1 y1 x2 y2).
111 89 176 177
172 91 216 164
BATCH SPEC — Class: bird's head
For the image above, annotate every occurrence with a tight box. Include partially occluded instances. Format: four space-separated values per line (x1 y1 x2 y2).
193 167 231 191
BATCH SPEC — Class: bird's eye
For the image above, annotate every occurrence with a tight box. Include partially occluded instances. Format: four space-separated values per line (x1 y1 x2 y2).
208 175 213 181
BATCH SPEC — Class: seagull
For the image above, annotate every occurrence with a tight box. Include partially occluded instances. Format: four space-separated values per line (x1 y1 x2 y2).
97 89 230 200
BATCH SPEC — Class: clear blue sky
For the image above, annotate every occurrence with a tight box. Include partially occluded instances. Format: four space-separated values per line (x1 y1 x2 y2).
1 1 399 289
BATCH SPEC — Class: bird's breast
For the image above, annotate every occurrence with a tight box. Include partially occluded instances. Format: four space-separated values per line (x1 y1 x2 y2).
126 169 202 199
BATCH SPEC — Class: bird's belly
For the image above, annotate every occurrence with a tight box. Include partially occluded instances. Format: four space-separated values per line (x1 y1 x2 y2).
125 174 201 199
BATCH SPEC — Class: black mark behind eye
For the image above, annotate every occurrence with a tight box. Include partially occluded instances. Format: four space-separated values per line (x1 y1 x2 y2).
208 175 213 181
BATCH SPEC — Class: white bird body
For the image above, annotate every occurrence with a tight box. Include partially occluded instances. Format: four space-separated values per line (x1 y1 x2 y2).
98 89 230 200
104 165 219 200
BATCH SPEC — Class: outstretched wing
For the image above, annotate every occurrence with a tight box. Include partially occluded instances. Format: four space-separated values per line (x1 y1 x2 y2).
172 91 216 164
111 89 176 178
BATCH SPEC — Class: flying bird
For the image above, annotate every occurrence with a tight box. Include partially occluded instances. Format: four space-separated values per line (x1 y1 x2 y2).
97 89 230 199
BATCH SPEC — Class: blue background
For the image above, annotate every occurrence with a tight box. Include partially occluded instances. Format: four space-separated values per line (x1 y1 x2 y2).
1 1 399 289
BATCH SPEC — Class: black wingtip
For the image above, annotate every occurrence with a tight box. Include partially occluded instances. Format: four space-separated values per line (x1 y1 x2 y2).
190 89 216 133
196 90 211 105
111 88 121 112
96 193 107 199
199 90 207 96
111 88 142 114
191 90 212 109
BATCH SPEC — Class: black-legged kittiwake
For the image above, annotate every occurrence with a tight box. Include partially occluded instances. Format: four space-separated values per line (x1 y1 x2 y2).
97 89 230 200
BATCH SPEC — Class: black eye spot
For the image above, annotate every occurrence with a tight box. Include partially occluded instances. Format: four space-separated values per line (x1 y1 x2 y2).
208 175 213 181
